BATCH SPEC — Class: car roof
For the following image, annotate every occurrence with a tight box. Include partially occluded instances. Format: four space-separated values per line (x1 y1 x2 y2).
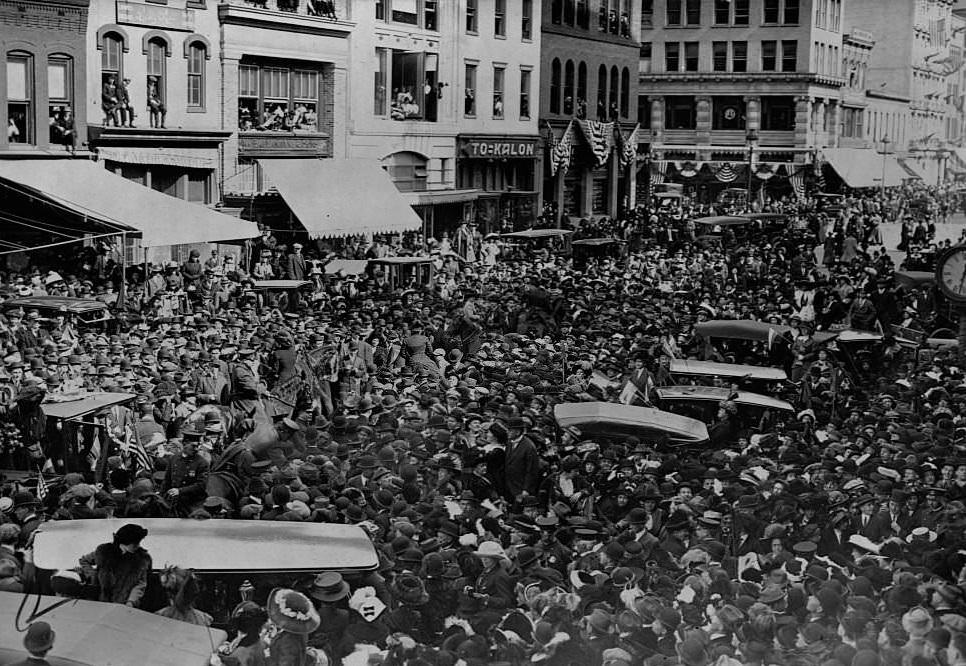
33 519 379 574
553 402 709 444
1 296 109 314
669 359 788 381
655 385 794 411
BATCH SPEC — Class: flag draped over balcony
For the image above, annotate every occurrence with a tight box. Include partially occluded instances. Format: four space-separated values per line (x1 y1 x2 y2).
576 120 615 167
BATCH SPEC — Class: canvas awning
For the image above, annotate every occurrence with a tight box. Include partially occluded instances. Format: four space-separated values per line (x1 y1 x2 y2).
401 188 480 206
821 148 909 188
258 158 423 238
897 158 926 180
0 160 257 247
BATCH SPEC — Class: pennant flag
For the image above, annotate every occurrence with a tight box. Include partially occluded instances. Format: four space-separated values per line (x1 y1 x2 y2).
36 469 49 501
576 120 615 167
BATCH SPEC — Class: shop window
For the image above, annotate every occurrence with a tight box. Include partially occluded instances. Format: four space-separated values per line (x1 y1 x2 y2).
761 96 795 131
597 64 607 118
48 56 73 145
520 68 531 119
620 67 629 118
684 42 699 72
665 96 696 129
563 60 575 115
781 40 797 72
550 59 561 114
237 61 322 131
492 66 504 118
762 40 777 71
713 42 728 72
187 42 206 108
665 42 680 72
464 62 477 116
7 53 32 144
385 151 428 192
522 0 532 39
577 62 587 117
495 0 505 36
712 96 745 130
374 48 388 115
466 0 477 32
732 41 748 72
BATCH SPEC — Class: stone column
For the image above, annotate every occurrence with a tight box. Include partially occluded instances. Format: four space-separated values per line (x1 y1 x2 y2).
828 99 841 148
795 96 811 150
695 95 712 145
650 96 665 143
744 95 761 132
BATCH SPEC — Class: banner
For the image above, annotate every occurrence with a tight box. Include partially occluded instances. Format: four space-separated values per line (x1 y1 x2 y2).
651 160 668 185
576 120 615 167
789 167 806 201
619 123 640 170
713 163 739 183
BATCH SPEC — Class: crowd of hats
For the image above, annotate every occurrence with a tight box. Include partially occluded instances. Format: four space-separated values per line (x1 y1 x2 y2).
2 186 966 666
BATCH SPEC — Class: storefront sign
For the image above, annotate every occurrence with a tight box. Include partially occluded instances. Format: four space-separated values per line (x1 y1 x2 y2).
460 138 537 159
117 0 196 32
238 133 330 158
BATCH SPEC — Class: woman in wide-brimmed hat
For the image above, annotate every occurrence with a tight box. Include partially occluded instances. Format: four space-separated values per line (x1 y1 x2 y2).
266 587 322 666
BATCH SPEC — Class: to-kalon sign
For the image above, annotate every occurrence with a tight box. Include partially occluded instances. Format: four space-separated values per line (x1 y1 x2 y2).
461 139 537 159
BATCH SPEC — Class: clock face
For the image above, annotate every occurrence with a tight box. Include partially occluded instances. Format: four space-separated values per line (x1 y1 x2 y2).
939 248 966 301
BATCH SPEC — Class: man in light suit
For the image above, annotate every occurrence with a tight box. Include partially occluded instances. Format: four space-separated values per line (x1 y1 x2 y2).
285 242 307 280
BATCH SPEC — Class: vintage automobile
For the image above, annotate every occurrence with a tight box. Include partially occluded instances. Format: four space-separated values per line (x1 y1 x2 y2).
668 359 789 394
0 591 226 666
654 385 794 431
31 519 379 627
500 229 574 259
0 296 115 332
692 319 794 369
571 238 627 268
367 256 435 290
553 401 709 446
250 279 313 311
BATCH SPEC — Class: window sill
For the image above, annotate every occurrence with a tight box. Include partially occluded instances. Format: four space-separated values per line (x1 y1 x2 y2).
495 34 506 40
521 116 531 121
464 114 477 119
466 30 478 36
492 116 505 120
522 37 532 43
186 0 206 7
187 106 207 113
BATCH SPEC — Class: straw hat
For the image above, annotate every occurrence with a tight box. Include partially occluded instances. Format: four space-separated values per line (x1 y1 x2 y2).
267 588 320 634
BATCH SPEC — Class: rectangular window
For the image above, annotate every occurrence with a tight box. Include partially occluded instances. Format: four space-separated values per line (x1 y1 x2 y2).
187 169 211 203
733 0 749 24
713 42 728 71
7 54 31 144
577 0 590 28
713 96 746 130
714 0 730 24
640 42 652 74
781 40 798 72
238 64 258 129
464 62 477 116
685 0 700 25
494 0 506 36
665 42 680 72
732 41 747 72
784 0 799 23
761 95 795 130
146 40 166 107
492 66 505 118
763 0 780 23
391 52 423 120
522 0 532 39
292 69 318 128
466 0 477 32
762 40 777 71
520 68 531 119
187 44 205 108
375 0 384 20
392 0 418 24
684 42 699 71
666 0 681 25
374 48 388 115
424 0 437 30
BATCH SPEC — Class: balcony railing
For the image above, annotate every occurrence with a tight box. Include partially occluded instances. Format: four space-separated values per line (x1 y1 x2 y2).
758 130 796 146
226 0 344 20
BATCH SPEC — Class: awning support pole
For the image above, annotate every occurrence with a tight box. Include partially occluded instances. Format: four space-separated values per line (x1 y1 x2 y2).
118 232 127 315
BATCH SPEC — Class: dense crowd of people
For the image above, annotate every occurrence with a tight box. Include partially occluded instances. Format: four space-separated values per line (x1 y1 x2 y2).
1 183 966 666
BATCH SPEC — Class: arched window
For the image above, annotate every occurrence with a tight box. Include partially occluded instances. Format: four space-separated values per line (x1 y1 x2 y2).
577 62 587 118
7 51 33 144
550 58 561 114
609 65 619 118
563 60 575 115
597 64 607 118
620 66 630 118
384 151 428 192
101 31 124 85
147 37 168 104
187 41 206 108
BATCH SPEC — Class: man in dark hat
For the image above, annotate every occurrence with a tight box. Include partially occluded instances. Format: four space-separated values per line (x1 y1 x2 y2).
163 429 210 516
503 416 542 505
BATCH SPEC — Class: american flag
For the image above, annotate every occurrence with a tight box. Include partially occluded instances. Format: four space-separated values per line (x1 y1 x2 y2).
621 123 639 169
577 120 614 167
129 425 153 473
548 120 574 176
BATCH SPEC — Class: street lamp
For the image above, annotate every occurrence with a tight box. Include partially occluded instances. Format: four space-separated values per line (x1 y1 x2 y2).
746 128 759 207
878 135 891 198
